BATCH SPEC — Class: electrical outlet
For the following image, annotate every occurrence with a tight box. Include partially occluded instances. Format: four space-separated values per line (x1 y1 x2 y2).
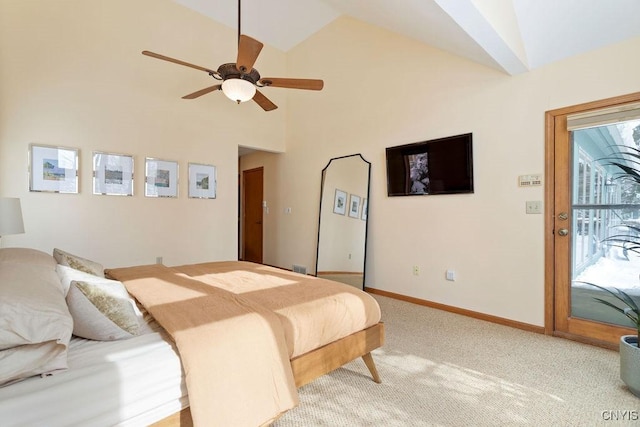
156 256 163 264
413 265 419 276
446 270 456 281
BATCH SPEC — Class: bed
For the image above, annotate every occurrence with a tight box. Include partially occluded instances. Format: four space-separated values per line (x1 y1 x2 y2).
0 248 384 426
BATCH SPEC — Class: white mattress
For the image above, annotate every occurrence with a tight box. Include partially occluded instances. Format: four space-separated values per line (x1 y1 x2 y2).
0 319 188 427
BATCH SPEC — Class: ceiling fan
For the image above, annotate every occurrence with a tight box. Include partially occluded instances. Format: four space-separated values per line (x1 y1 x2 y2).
141 0 324 111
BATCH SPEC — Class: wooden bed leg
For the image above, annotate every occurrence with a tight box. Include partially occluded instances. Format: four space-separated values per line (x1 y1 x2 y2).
362 352 381 383
290 323 384 388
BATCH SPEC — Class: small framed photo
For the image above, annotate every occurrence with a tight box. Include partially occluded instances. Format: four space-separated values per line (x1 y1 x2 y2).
188 163 216 199
29 144 79 193
349 194 361 218
333 189 347 215
93 152 134 196
361 198 368 221
145 158 178 198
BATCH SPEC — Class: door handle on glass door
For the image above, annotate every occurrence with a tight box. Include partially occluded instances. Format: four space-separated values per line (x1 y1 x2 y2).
558 228 569 236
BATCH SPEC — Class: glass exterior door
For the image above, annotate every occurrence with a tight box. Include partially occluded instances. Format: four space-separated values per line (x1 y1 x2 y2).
549 94 640 347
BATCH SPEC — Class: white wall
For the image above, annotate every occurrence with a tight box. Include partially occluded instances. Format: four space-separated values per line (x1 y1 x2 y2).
246 17 640 327
0 0 287 267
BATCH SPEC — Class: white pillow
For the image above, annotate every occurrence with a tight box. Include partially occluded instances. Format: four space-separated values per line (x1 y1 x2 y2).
53 248 104 277
56 264 102 295
0 261 73 386
64 272 143 341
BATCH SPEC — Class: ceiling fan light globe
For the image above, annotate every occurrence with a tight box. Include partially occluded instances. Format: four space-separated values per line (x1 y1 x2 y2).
222 78 256 103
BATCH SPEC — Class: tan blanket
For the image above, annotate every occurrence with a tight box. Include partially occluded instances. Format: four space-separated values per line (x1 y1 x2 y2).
174 261 382 358
105 264 298 427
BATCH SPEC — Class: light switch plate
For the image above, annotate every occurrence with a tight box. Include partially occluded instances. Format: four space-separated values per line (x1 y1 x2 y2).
526 200 542 214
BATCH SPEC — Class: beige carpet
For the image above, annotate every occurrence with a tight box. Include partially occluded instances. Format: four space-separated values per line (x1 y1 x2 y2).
275 294 639 426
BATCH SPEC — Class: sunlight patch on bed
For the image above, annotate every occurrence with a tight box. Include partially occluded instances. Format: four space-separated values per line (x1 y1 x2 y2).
188 270 300 292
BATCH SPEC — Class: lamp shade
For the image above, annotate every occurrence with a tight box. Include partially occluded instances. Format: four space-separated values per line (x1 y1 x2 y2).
222 78 256 103
0 198 25 236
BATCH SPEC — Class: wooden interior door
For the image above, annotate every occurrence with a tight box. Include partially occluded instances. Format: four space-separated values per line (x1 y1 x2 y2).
242 167 263 263
546 92 640 348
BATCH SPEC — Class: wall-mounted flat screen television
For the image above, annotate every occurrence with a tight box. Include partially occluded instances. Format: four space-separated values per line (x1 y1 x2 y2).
385 133 474 196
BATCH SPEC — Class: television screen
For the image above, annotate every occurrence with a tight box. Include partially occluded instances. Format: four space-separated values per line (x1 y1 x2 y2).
385 133 474 196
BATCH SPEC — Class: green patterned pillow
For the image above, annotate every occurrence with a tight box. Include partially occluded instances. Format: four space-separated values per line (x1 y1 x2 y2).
53 248 104 277
66 278 141 340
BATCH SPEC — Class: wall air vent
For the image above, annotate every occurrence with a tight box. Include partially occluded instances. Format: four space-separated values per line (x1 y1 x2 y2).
292 264 307 275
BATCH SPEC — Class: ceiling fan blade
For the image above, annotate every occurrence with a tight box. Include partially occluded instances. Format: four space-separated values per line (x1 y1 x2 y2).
182 85 222 99
258 77 324 91
236 35 263 73
142 50 216 74
252 90 277 111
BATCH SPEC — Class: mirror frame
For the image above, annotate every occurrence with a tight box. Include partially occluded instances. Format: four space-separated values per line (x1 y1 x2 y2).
315 153 371 289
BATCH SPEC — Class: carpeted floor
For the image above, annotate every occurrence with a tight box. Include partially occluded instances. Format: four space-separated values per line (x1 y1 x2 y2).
275 294 639 426
317 273 364 289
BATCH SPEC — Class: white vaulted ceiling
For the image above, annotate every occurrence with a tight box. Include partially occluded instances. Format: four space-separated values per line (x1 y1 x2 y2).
173 0 640 75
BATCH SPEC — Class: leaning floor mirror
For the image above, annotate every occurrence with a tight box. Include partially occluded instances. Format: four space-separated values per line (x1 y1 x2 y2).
316 154 371 289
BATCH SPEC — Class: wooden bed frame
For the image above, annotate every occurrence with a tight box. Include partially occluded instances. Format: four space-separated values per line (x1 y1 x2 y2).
152 322 385 426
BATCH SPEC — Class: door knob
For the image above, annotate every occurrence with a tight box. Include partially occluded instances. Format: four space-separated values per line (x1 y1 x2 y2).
558 228 569 236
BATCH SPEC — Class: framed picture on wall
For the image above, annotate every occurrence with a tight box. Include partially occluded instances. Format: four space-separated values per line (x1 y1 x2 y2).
188 163 216 199
29 144 79 193
93 152 134 196
145 158 178 198
361 198 368 221
349 194 361 218
333 189 347 215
